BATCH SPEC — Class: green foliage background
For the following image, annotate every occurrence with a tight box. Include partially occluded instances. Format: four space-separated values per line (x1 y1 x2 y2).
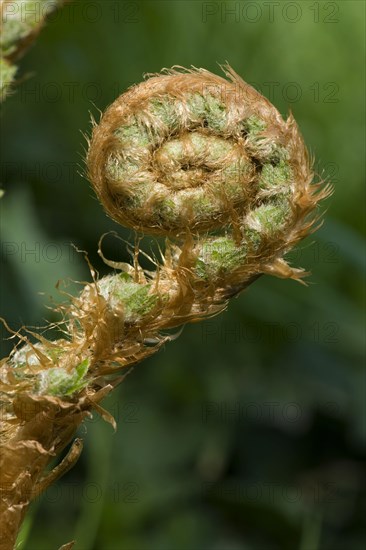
1 1 365 549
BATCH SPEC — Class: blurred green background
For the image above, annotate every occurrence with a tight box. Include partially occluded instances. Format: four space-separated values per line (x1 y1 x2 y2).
1 1 365 549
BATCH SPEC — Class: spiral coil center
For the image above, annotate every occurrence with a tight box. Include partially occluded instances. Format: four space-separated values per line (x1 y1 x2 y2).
103 89 276 234
87 69 304 242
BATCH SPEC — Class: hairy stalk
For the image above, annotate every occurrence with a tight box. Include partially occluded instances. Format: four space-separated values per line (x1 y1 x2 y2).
0 66 331 549
0 0 66 101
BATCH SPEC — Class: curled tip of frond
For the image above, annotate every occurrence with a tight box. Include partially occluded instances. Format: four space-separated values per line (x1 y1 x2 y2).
2 67 332 407
86 65 331 290
0 67 333 530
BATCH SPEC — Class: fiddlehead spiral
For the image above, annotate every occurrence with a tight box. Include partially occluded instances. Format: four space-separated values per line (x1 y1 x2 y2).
0 66 331 548
88 66 330 293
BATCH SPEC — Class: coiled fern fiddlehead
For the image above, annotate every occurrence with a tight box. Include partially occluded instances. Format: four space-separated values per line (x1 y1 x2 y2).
0 66 331 549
